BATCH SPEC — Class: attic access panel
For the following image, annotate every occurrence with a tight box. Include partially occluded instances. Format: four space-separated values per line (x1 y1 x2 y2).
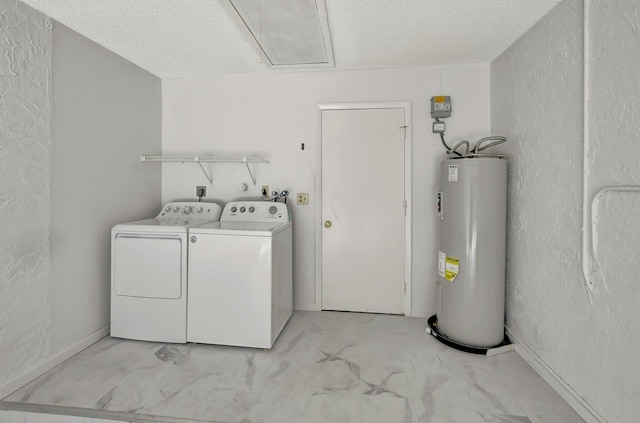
228 0 334 67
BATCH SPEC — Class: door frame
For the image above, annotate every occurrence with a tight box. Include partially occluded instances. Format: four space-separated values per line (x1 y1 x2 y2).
316 102 412 316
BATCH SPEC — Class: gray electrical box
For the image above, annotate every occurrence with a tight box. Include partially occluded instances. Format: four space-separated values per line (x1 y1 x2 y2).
431 96 452 118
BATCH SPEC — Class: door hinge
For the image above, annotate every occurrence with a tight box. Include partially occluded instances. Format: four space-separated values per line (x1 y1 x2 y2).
399 125 408 142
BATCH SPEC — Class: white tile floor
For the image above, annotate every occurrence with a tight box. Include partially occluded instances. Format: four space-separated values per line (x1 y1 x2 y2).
1 311 584 423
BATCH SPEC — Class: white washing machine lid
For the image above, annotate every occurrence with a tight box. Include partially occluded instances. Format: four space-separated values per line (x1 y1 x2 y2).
112 217 217 234
190 221 292 236
112 201 223 233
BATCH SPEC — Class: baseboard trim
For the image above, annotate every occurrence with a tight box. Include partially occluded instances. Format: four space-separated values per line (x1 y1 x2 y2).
507 329 606 423
0 325 110 399
294 302 321 311
0 401 210 423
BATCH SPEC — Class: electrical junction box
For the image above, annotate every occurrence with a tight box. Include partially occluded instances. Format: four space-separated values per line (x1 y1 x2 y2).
433 121 446 133
431 96 452 118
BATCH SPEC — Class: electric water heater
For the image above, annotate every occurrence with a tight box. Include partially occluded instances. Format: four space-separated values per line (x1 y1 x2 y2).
436 156 507 348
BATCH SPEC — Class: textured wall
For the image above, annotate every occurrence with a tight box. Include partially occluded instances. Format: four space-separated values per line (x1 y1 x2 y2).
492 0 640 421
583 0 640 419
0 0 52 387
0 1 162 395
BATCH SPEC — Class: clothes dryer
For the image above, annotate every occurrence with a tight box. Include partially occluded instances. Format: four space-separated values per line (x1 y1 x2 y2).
111 202 222 343
187 201 292 349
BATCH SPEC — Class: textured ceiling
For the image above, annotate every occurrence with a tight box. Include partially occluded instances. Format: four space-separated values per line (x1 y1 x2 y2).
20 0 562 78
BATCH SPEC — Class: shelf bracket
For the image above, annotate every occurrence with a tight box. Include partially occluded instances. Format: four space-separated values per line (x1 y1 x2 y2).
197 160 213 184
244 158 257 186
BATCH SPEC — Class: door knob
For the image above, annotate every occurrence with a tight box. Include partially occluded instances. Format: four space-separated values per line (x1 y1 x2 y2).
324 220 332 228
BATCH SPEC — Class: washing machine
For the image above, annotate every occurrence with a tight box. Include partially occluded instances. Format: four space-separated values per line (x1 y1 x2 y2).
111 201 222 343
187 201 293 349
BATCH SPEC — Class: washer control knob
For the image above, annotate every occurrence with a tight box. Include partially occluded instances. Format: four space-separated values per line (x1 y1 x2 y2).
173 207 180 213
269 206 278 215
197 207 203 213
164 207 171 213
240 206 247 213
231 206 238 213
190 236 197 243
184 206 193 214
249 206 255 213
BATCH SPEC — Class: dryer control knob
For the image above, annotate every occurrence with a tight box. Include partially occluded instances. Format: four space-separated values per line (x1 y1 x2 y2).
269 206 278 214
165 207 171 213
190 236 197 243
197 207 203 213
231 206 238 213
173 207 180 213
249 206 255 213
240 206 246 213
184 206 193 214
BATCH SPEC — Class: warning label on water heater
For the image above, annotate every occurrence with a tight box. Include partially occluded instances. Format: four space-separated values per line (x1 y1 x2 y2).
444 256 459 282
448 164 458 182
438 251 459 282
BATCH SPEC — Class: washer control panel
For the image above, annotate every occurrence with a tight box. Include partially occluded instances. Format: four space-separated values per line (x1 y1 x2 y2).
222 201 289 222
158 202 222 223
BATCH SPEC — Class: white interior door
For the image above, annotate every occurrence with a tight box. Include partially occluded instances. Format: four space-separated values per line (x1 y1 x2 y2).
321 106 408 314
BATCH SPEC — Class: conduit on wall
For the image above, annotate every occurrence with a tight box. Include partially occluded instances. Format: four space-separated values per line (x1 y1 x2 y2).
580 0 640 298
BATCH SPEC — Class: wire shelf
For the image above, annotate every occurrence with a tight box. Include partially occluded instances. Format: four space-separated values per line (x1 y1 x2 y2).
140 155 268 163
140 155 269 185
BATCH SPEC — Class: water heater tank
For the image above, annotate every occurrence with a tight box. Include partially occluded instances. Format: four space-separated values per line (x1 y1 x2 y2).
436 156 507 348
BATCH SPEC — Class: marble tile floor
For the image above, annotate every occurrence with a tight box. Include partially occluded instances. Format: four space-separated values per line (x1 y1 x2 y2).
1 311 584 423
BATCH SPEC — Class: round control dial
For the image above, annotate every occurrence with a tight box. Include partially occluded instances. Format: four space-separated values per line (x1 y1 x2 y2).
173 207 180 213
184 206 193 214
269 206 278 214
231 206 238 213
249 206 255 213
165 207 171 213
240 206 246 213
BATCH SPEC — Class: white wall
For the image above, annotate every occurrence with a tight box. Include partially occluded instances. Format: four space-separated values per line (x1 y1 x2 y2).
50 23 161 353
0 4 162 396
162 65 490 316
492 0 640 421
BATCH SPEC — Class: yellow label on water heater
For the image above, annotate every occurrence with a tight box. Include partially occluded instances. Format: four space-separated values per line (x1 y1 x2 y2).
445 256 459 282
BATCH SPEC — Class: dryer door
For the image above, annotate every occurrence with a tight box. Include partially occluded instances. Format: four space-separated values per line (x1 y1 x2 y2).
113 234 183 299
